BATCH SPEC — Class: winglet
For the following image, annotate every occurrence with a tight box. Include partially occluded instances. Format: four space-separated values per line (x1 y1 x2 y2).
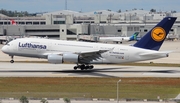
133 17 177 51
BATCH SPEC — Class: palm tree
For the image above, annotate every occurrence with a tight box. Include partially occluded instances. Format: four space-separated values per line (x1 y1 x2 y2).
19 96 29 103
40 98 48 103
63 97 71 103
150 9 156 12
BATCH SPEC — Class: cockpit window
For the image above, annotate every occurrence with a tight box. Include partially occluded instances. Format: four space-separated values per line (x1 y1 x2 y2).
6 43 10 46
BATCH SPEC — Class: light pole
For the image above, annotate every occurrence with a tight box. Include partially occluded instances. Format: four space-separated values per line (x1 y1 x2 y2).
117 79 121 103
144 13 147 25
65 0 67 10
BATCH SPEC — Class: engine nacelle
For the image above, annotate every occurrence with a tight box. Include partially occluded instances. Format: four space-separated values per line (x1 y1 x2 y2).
47 53 79 64
48 54 63 64
63 53 79 63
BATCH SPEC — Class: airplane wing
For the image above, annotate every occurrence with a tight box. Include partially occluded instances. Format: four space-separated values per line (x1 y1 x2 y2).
77 49 109 55
76 49 114 63
44 48 114 63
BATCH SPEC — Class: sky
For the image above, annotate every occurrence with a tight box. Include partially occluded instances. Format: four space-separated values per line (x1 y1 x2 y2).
0 0 180 13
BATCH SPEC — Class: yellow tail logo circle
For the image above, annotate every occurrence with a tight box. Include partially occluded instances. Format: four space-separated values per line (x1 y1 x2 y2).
151 27 166 42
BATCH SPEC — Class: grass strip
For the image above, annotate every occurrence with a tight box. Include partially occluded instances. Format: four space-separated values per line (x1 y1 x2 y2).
0 77 180 99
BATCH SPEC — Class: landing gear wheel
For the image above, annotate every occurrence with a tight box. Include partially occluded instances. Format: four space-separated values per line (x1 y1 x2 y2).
85 66 89 69
74 66 78 70
10 60 14 63
80 64 85 70
89 65 94 69
10 56 14 63
73 64 94 70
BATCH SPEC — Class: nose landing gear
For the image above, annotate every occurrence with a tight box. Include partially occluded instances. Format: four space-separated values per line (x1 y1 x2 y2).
10 56 14 63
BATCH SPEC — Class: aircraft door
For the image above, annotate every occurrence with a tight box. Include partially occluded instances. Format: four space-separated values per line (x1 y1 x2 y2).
94 45 98 50
124 50 129 60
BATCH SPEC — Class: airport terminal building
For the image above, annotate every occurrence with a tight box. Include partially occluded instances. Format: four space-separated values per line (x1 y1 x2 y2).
0 9 180 41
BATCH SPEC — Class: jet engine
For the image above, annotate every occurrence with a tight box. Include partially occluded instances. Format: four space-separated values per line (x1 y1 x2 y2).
47 53 79 64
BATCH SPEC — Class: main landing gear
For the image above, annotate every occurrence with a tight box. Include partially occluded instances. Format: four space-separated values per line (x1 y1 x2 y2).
73 64 94 70
10 56 14 63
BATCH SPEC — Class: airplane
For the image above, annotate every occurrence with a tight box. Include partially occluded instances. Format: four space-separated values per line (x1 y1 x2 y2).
99 32 139 44
1 17 177 70
10 19 17 25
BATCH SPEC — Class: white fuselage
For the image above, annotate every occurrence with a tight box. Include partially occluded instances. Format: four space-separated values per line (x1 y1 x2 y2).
2 38 167 64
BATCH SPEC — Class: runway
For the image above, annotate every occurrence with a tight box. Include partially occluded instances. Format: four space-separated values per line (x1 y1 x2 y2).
0 62 180 77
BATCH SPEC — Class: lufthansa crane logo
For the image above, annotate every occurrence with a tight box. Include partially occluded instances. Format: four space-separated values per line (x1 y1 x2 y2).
151 27 166 42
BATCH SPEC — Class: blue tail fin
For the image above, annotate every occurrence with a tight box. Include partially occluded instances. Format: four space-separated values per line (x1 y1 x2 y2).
129 32 139 41
133 17 177 51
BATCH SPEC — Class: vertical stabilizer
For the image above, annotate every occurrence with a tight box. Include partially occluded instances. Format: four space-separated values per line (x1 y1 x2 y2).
129 32 139 41
133 17 176 51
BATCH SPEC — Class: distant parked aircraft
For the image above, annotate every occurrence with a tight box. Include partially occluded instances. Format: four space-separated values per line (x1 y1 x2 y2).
10 19 17 25
99 32 140 44
0 20 18 44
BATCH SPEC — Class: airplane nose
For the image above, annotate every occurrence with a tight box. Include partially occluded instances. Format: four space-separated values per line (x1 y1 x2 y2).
1 45 8 53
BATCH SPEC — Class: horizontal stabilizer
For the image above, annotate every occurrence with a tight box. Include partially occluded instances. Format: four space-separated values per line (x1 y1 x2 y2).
139 51 172 57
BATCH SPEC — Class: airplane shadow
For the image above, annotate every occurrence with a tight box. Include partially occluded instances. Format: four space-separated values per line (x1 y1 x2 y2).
0 66 178 77
55 67 177 77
